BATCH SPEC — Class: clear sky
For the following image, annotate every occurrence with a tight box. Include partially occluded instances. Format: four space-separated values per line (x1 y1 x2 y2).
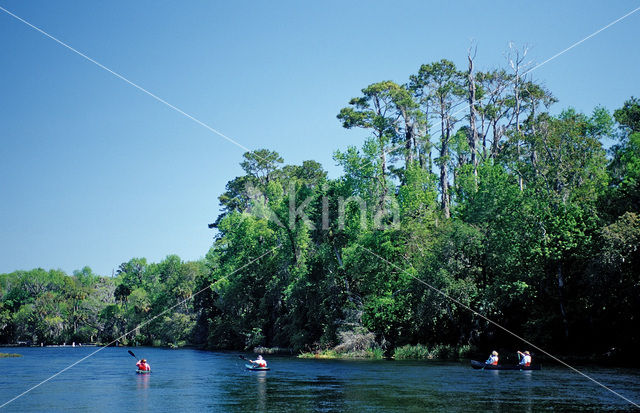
1 1 639 276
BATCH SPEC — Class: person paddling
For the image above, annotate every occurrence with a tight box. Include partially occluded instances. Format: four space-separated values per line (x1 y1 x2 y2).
517 350 531 366
136 358 151 372
250 355 267 368
485 350 499 365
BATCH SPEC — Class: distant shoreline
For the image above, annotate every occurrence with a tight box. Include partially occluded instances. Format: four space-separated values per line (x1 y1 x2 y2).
1 345 634 368
0 343 98 348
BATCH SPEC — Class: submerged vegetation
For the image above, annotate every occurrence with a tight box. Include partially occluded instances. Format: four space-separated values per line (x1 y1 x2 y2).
1 53 639 362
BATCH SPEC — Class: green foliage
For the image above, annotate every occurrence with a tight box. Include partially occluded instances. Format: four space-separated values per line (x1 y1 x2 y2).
394 344 431 359
429 344 472 360
0 257 204 346
393 343 472 360
1 55 638 362
298 348 384 360
613 97 640 134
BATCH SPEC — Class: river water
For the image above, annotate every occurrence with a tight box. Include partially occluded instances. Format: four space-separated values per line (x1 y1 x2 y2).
1 347 638 412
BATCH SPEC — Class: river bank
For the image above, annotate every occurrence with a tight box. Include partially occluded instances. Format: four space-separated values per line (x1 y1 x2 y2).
295 343 638 367
298 344 472 361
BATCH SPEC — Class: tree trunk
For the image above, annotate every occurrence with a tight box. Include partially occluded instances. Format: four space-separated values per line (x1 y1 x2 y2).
405 126 413 166
467 54 479 179
414 133 425 170
530 106 538 176
510 46 526 191
557 262 570 340
379 133 388 209
491 120 501 158
440 106 450 218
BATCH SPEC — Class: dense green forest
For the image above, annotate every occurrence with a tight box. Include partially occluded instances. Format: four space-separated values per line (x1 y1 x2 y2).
1 55 639 361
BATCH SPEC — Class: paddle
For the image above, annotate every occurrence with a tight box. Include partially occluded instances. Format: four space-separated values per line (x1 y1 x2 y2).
130 350 152 372
239 355 254 364
240 355 267 369
517 352 523 370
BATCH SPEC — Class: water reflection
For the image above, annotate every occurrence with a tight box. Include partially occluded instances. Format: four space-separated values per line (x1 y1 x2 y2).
487 370 501 411
520 370 533 413
253 371 267 412
473 368 538 412
136 373 150 390
225 368 347 411
311 375 345 411
135 373 150 412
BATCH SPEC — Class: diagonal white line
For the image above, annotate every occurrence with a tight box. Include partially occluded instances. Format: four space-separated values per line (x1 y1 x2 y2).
0 5 253 154
382 5 640 158
521 5 640 80
0 244 281 409
2 2 639 410
357 244 640 409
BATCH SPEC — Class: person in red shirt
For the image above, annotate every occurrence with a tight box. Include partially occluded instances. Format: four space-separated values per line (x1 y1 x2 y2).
250 355 267 368
136 358 151 371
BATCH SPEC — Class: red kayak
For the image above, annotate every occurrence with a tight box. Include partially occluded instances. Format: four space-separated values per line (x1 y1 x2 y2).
245 364 270 371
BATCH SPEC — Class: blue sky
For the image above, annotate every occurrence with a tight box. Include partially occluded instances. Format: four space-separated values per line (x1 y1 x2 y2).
1 1 639 276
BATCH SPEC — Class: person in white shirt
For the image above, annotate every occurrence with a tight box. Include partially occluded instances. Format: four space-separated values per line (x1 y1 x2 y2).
250 355 267 368
517 350 531 366
485 350 499 365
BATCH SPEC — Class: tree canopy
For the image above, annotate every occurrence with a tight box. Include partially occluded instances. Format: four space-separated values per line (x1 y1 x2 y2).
1 55 638 363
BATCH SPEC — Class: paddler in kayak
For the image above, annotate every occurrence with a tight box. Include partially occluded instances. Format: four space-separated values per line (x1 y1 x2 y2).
485 350 499 365
517 350 531 367
136 358 151 372
249 355 267 368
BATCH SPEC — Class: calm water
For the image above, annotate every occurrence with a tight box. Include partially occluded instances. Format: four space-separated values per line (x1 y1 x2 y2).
1 347 639 412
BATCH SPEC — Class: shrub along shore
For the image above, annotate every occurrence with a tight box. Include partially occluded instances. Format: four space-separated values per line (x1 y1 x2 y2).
298 343 471 360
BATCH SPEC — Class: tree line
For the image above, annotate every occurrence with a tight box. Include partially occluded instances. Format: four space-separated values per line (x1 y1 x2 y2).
1 53 638 361
0 258 205 348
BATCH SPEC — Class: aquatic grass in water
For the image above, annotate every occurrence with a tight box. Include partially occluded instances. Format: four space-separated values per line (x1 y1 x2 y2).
298 348 383 359
394 344 472 360
0 352 22 357
394 344 431 360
